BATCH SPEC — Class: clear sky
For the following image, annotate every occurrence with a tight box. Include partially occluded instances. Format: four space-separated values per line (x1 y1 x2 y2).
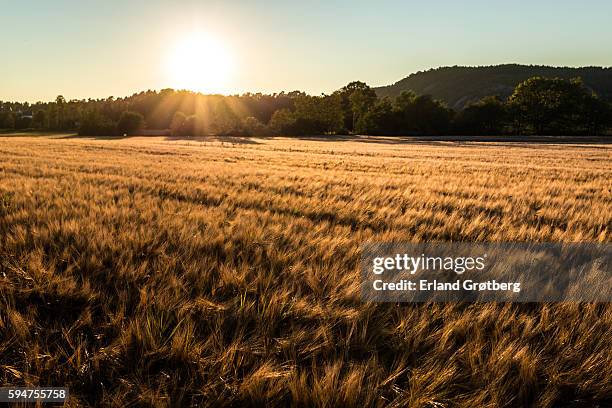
1 0 611 102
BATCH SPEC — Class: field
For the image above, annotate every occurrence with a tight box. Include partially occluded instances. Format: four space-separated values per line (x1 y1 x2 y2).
0 134 611 407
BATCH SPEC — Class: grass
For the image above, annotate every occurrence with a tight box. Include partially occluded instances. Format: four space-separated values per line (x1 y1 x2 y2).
0 134 610 407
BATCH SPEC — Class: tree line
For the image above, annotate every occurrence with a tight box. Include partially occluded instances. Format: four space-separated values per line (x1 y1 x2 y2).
1 77 610 136
376 65 612 110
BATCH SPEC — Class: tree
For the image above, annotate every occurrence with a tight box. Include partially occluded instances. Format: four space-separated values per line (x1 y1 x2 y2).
390 91 453 135
170 111 186 136
47 105 59 130
410 95 453 134
1 112 15 129
16 115 32 129
55 95 66 130
333 81 377 133
180 115 201 136
392 91 418 133
454 96 507 135
241 116 267 136
268 109 296 135
349 88 377 133
319 94 344 134
508 77 588 134
292 95 326 135
581 95 612 135
291 94 343 135
33 110 46 129
117 111 144 135
1 82 609 137
211 100 240 135
358 98 396 135
78 109 117 136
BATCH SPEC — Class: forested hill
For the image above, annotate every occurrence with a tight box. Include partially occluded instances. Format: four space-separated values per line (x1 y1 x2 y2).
375 65 612 109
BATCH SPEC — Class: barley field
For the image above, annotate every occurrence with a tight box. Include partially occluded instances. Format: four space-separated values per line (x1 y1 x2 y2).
0 134 611 407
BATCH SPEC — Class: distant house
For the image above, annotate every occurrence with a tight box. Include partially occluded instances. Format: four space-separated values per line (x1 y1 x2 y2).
13 110 32 120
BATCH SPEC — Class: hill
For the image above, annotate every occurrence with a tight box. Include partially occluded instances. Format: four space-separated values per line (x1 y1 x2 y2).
375 64 612 110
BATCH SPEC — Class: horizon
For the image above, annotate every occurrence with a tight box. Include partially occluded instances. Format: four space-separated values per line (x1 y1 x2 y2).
3 1 612 103
4 63 612 105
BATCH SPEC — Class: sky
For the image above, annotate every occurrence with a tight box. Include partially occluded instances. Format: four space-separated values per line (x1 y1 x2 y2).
1 0 612 102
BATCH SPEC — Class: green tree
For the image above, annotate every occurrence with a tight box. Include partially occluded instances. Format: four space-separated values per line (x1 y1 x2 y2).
1 112 15 129
170 111 186 136
268 109 296 135
211 101 240 135
348 87 376 133
117 111 145 135
180 115 202 136
47 105 59 130
291 94 342 135
33 110 46 129
16 115 32 129
320 93 344 134
55 95 66 130
358 98 396 135
241 116 267 136
78 109 117 136
333 81 377 133
391 91 453 135
454 96 507 135
393 91 418 132
508 77 587 134
581 95 612 135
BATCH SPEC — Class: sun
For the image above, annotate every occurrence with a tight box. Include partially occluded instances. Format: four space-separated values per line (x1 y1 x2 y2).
166 32 233 94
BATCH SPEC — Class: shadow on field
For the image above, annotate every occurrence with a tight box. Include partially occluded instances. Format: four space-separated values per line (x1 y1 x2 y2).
297 134 612 144
45 132 611 145
59 134 130 140
54 134 262 144
165 135 262 144
0 130 75 137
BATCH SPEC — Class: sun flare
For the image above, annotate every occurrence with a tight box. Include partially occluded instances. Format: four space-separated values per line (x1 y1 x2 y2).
167 32 233 94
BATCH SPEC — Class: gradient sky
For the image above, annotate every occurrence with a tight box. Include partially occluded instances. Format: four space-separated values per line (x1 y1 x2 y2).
2 0 612 102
